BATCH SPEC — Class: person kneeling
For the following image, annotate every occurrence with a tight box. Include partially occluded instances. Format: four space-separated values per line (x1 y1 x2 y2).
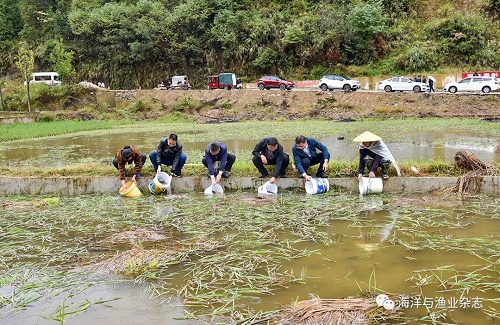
353 131 400 180
202 141 236 185
149 134 187 177
113 146 147 192
252 137 289 184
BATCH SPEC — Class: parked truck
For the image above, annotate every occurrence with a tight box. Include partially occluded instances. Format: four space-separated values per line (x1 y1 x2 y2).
168 75 191 90
208 73 242 90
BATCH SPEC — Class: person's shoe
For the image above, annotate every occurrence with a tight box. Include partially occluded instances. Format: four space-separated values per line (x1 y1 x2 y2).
382 174 389 180
173 173 183 178
279 174 287 178
298 175 305 179
259 173 269 178
316 172 329 178
207 173 212 179
221 172 230 178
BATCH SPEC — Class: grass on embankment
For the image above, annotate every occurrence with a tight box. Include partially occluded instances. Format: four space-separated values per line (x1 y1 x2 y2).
0 152 483 178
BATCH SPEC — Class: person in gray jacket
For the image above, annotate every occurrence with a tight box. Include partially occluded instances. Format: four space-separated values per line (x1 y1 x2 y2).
149 134 187 177
252 137 289 184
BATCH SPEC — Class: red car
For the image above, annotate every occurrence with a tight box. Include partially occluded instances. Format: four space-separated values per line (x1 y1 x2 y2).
257 76 295 90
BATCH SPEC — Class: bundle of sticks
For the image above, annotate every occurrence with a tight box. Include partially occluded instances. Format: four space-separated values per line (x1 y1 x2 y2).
451 150 498 194
251 295 402 325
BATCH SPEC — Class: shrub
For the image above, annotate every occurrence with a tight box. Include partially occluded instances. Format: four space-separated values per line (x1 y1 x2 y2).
424 13 496 66
172 95 202 112
221 100 232 110
394 45 439 72
39 113 55 122
127 100 152 113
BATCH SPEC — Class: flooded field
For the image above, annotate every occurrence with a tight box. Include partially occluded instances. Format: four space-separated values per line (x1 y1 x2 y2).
1 191 498 324
0 121 499 168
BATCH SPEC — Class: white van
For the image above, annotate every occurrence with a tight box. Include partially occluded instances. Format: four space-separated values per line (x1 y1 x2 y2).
24 72 61 86
168 75 191 90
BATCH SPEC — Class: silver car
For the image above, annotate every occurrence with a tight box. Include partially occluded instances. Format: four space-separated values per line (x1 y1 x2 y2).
378 77 428 93
443 77 499 93
318 75 361 91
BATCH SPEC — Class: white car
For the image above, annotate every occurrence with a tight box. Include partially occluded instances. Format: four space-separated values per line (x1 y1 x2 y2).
378 77 428 93
443 77 499 94
318 75 361 91
24 72 61 86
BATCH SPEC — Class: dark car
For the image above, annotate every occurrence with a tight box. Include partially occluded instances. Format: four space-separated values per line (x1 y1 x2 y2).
257 76 295 90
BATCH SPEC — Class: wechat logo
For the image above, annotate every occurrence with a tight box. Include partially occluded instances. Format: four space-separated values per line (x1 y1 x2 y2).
376 294 395 310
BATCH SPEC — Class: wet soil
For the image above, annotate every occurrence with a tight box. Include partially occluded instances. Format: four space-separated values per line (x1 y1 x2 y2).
135 89 500 122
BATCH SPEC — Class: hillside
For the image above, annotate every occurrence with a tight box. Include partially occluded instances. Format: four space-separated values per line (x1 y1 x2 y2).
132 89 500 122
1 0 499 89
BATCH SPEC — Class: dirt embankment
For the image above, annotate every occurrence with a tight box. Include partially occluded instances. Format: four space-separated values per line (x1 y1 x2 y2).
134 89 500 122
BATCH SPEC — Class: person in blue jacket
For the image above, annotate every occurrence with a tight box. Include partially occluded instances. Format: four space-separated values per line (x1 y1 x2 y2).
292 135 330 180
202 141 236 185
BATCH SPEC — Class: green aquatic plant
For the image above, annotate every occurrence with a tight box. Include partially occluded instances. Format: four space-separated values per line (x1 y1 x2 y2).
0 193 498 324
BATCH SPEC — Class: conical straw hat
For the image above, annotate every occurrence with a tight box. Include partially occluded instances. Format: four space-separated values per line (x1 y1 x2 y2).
353 131 382 142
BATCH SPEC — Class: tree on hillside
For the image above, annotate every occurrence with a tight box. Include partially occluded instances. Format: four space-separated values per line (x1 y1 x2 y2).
424 13 499 67
0 78 5 110
344 1 387 64
49 38 75 83
15 41 34 113
69 0 169 88
0 0 23 73
20 0 54 42
486 0 499 17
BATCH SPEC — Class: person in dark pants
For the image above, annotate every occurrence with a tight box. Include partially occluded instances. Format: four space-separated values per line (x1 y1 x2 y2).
113 146 147 192
292 135 330 180
252 137 289 184
202 141 236 185
428 76 436 93
353 131 401 180
149 134 187 177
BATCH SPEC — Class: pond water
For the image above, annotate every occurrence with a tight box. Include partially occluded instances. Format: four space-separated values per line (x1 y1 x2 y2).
0 129 499 167
0 191 498 324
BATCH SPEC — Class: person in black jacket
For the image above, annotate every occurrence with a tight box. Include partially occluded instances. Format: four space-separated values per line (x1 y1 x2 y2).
252 137 289 183
149 134 187 177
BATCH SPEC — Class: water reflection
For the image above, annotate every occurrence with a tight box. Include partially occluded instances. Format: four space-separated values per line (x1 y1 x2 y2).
1 280 201 325
0 130 498 166
0 192 497 324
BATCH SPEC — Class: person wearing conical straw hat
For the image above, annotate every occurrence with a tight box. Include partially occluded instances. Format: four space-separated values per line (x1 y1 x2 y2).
353 131 400 180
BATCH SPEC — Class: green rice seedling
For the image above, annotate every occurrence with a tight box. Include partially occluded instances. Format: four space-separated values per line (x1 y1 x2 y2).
1 192 498 323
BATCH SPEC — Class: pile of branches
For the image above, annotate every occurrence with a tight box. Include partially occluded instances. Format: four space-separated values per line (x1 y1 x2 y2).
251 295 402 325
448 150 498 194
84 245 178 273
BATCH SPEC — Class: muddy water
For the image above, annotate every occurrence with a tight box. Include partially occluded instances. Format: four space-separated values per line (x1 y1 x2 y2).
1 281 199 325
0 129 499 166
0 192 498 324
